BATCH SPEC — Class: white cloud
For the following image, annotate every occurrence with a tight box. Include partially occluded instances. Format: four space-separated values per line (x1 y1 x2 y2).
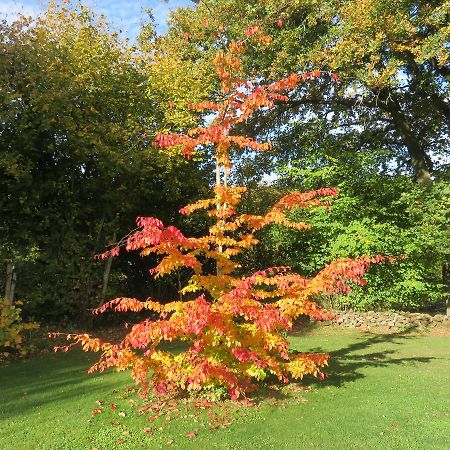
0 0 42 21
0 0 192 38
90 0 191 38
151 0 191 27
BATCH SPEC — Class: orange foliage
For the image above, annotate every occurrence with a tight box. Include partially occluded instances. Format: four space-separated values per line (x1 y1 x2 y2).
53 36 390 401
154 39 322 167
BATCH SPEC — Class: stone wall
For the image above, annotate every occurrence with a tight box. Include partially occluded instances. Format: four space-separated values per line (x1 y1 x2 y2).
316 310 450 331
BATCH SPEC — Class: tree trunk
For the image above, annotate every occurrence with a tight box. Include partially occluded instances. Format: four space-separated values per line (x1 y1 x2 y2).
86 230 117 329
447 290 450 317
100 230 117 304
9 271 16 303
101 251 114 301
379 90 433 184
4 261 16 303
177 271 183 301
443 262 450 316
390 111 432 184
216 158 223 275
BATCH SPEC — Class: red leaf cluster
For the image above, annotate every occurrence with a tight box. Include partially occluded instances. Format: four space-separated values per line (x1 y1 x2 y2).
60 252 393 400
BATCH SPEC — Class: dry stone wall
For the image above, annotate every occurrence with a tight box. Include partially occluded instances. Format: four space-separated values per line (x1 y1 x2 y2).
315 310 450 331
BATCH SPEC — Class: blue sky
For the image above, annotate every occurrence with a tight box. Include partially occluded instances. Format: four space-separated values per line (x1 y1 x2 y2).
0 0 192 37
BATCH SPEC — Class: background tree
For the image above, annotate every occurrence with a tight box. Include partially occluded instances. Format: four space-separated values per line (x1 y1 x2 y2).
0 3 208 322
146 0 450 313
1 0 448 322
161 0 449 181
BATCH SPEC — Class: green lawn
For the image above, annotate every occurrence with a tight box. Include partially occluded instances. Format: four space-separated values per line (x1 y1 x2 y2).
1 329 449 449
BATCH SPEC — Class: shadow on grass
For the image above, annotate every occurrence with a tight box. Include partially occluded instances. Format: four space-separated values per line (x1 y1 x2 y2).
1 329 438 418
296 327 435 388
0 341 196 421
0 350 126 420
249 328 436 404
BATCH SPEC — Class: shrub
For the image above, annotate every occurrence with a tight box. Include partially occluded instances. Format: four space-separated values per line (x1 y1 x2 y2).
0 299 39 360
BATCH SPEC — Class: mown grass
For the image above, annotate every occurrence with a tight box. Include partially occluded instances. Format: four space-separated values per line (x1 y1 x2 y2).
1 329 449 449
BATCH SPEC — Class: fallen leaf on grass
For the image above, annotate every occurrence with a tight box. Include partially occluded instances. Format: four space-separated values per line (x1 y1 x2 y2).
186 432 197 438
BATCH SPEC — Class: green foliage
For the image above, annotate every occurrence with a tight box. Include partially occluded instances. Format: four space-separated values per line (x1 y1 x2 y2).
0 2 209 322
254 173 449 311
328 227 445 311
0 299 39 359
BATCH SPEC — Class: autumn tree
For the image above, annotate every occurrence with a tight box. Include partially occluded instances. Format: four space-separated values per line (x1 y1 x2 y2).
54 33 394 400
